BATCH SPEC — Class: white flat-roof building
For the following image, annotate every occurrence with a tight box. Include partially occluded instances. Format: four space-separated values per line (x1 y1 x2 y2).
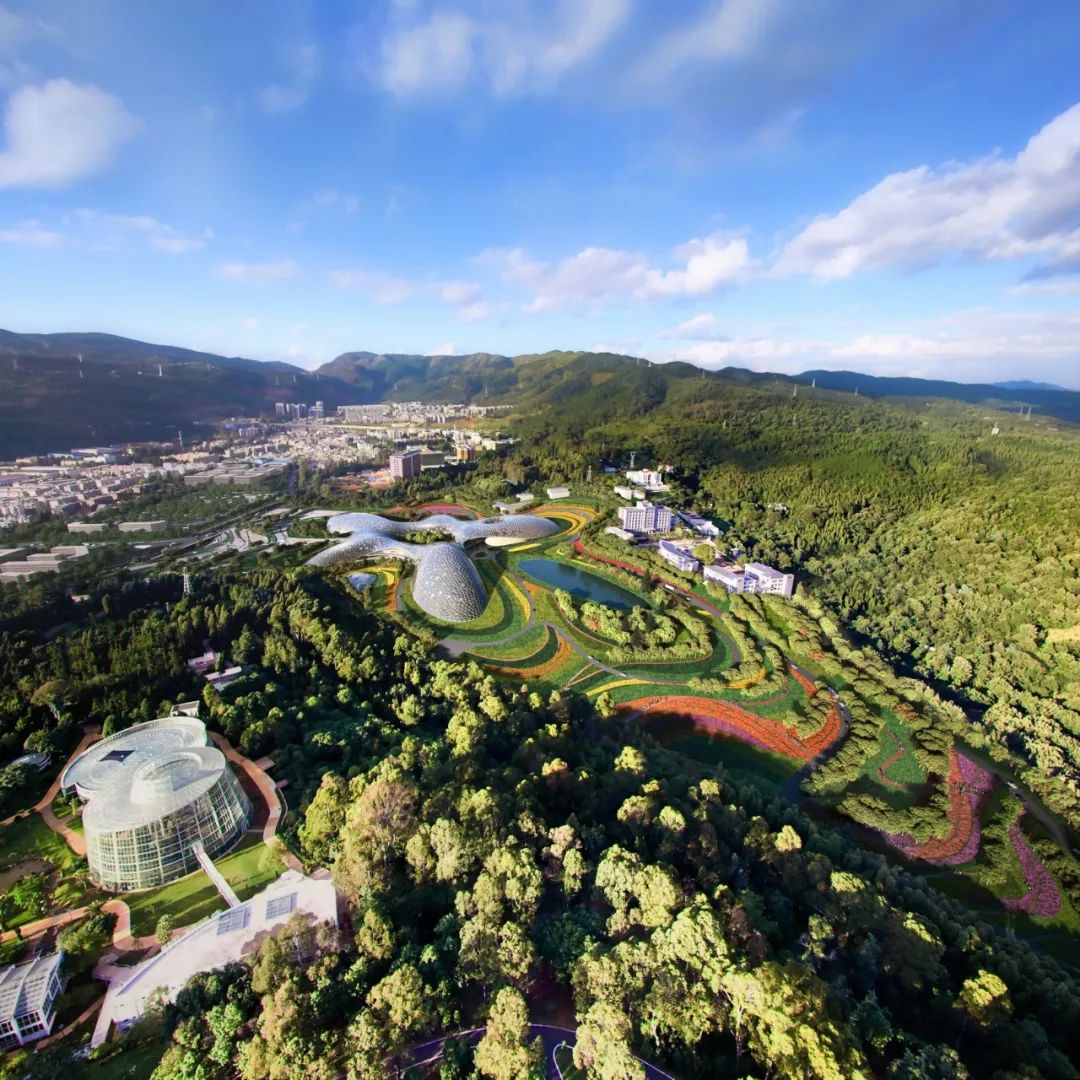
625 469 667 491
617 502 674 534
743 562 795 597
604 526 635 542
704 561 794 598
97 871 337 1040
658 540 701 573
545 486 570 500
0 953 64 1049
677 511 721 539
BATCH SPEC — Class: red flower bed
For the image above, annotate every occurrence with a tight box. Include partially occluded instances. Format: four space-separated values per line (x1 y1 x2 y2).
886 750 994 865
616 695 842 762
787 663 819 698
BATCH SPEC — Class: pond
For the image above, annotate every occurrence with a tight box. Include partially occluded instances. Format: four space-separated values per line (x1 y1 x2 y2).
518 558 644 611
347 572 377 593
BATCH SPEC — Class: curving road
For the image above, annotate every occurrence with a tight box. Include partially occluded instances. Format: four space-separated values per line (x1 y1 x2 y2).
405 1022 679 1080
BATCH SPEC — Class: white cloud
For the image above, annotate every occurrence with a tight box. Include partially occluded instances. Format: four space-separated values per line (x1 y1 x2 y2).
0 218 65 247
0 79 141 187
665 313 720 339
259 44 319 114
430 342 457 355
481 232 749 311
287 187 361 233
636 0 779 84
377 0 629 97
1006 280 1080 298
778 100 1080 281
664 309 1080 386
73 210 210 253
330 266 482 307
219 259 298 284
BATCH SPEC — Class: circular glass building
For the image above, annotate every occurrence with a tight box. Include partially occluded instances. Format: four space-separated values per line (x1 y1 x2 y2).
61 718 252 892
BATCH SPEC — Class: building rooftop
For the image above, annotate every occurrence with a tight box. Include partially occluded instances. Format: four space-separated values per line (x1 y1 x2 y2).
82 746 233 834
61 716 208 801
307 511 558 622
0 953 62 1026
101 871 337 1033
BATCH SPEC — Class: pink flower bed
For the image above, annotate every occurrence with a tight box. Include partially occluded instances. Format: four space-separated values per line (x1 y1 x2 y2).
1002 813 1061 918
885 750 994 866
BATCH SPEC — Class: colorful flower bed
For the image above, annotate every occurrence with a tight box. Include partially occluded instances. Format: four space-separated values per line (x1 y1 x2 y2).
787 663 819 698
1002 813 1061 918
616 695 843 762
481 628 575 682
886 750 994 865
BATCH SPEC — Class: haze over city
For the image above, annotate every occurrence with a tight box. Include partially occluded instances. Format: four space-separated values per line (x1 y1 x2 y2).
1 0 1079 385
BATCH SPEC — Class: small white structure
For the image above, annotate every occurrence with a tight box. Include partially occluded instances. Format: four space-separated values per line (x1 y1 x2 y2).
97 871 337 1040
0 953 64 1049
626 469 668 491
545 486 570 500
604 526 635 542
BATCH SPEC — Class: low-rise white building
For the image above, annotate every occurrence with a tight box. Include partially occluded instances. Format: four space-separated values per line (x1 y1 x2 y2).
0 953 64 1049
704 561 794 598
545 486 570 500
625 469 667 490
658 540 701 573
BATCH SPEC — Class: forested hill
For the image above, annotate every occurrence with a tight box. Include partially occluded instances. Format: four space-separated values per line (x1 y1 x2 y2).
5 326 1080 455
798 368 1080 424
505 381 1080 836
0 331 367 457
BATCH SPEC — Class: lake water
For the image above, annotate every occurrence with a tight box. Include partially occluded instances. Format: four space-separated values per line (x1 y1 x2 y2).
347 572 377 593
518 558 643 610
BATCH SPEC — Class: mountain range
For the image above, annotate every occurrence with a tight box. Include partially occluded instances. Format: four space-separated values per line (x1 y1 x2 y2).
1 329 1078 457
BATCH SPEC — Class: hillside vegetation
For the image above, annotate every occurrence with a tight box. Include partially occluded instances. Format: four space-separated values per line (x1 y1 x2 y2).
498 371 1080 833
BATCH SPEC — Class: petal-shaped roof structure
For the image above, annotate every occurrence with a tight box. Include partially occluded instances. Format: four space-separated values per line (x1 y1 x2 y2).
307 511 558 622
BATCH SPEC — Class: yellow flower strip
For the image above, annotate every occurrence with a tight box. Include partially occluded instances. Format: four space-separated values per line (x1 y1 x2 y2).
585 677 650 697
502 574 532 620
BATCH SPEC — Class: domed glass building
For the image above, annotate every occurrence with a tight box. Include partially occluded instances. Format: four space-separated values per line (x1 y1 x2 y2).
61 718 251 892
307 511 559 622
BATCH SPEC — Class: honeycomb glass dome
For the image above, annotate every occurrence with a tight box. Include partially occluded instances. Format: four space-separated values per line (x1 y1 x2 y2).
62 718 252 892
307 511 558 622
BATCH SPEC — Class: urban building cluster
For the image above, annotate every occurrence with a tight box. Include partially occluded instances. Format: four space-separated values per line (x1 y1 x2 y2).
0 544 90 583
0 458 155 527
274 401 325 420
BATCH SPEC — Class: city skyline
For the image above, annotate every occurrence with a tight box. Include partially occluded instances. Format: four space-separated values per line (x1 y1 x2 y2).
1 2 1079 386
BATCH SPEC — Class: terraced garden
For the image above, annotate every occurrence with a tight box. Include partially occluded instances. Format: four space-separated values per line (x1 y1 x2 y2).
322 500 1080 938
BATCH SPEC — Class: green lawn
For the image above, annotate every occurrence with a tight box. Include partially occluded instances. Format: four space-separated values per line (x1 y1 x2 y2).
126 835 284 937
0 812 99 926
86 1036 168 1079
858 711 926 789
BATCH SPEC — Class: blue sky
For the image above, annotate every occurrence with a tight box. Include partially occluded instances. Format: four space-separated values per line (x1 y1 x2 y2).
1 1 1079 386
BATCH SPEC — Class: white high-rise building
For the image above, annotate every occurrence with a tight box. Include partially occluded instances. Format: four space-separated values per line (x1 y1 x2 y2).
617 501 674 534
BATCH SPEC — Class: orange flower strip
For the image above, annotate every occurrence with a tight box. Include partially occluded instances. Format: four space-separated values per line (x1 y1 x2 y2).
616 695 843 762
787 663 819 698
